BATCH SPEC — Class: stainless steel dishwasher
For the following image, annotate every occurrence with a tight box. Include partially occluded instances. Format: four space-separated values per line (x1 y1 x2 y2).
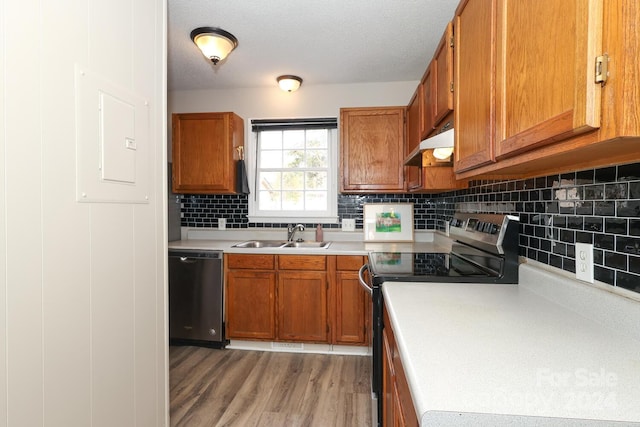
168 249 226 348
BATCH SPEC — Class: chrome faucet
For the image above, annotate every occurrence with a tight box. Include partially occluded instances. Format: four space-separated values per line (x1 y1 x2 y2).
287 223 305 242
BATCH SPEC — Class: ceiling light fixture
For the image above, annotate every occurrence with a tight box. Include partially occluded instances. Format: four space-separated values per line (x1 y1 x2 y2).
190 27 238 65
277 75 303 92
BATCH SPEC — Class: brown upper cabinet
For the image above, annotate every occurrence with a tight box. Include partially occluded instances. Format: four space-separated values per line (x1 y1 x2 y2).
494 0 602 159
420 64 435 138
455 0 640 178
419 22 454 140
406 89 423 191
453 0 497 173
432 22 455 131
340 107 406 193
406 20 467 193
172 112 244 194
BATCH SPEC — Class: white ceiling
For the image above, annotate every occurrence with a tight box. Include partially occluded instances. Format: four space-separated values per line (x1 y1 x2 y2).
168 0 459 92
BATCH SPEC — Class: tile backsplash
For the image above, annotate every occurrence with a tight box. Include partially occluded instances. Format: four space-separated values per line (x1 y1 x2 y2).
179 161 640 294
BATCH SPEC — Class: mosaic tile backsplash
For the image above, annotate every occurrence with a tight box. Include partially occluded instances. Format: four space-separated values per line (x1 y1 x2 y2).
180 161 640 294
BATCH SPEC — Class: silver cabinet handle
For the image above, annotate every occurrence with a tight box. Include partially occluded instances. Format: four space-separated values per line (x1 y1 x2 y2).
358 264 373 296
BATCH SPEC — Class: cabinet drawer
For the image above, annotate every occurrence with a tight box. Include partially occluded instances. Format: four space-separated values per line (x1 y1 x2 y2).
278 255 326 271
227 254 275 270
336 255 366 271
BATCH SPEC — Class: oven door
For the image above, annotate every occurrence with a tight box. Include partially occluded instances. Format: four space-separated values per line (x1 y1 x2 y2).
359 264 382 426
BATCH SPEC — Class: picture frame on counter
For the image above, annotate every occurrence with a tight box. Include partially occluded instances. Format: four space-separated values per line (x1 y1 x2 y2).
363 203 414 242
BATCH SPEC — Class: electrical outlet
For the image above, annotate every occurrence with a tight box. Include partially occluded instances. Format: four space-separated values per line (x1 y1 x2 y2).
576 243 594 283
218 218 226 230
342 218 356 232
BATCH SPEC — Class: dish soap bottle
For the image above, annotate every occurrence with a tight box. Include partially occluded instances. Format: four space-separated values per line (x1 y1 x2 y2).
315 224 324 242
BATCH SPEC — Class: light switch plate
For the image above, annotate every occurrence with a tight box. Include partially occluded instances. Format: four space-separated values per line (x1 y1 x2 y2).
342 218 356 232
576 243 594 283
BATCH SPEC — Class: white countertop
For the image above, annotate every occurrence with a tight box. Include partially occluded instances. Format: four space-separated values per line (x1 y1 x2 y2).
383 262 640 426
168 229 452 255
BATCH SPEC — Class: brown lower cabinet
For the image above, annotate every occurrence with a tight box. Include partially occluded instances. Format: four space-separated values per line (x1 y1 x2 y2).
333 255 369 345
226 255 276 340
225 254 369 346
277 256 328 342
383 303 419 427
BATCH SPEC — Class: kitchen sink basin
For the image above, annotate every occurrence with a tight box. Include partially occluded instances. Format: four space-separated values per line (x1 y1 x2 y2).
231 240 331 249
232 240 289 248
282 241 331 249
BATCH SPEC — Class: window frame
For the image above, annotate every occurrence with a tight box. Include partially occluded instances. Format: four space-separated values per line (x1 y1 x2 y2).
247 118 339 224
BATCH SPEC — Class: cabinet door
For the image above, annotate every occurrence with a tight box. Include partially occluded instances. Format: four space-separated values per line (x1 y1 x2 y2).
382 329 395 427
406 89 423 191
393 387 405 427
433 22 454 127
453 0 497 173
421 166 468 193
226 270 276 340
277 271 328 342
420 64 435 138
334 271 368 345
172 112 243 194
340 107 406 193
495 0 602 159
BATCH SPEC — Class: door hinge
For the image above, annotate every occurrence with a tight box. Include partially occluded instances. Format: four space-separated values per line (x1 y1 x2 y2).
595 54 609 85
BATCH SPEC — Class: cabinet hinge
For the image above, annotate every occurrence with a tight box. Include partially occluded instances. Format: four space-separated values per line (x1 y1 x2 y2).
449 36 454 48
450 81 454 93
595 54 609 85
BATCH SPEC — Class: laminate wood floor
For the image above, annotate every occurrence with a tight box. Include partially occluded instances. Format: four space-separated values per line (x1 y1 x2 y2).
170 346 373 427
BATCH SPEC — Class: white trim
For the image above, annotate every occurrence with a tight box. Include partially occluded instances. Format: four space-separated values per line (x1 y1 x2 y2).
226 340 370 356
248 215 339 224
247 119 338 223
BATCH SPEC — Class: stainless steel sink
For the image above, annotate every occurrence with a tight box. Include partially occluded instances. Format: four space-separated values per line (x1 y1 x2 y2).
282 241 331 249
232 240 289 248
231 240 331 249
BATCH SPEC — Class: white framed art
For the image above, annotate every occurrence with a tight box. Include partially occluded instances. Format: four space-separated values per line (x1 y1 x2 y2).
363 203 414 242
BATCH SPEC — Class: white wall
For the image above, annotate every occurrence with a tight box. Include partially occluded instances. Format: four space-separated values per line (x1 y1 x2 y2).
0 0 167 426
168 81 417 155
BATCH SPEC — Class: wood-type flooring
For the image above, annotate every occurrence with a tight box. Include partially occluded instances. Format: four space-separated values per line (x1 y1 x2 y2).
170 346 373 427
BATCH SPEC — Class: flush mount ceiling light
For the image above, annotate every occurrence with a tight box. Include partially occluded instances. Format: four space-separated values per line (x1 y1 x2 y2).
277 75 303 92
190 27 238 65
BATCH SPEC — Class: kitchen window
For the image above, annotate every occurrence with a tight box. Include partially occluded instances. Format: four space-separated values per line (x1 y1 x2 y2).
248 118 338 223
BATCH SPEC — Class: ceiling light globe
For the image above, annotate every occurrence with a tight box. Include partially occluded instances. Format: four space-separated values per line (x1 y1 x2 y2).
277 75 303 92
191 27 238 65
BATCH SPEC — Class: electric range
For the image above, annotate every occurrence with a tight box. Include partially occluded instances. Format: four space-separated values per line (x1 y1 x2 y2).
359 213 520 426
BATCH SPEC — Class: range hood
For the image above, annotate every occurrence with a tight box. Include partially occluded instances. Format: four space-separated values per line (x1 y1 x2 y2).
404 127 454 167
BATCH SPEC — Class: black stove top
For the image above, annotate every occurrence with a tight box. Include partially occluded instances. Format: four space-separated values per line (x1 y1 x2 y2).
369 250 501 283
368 213 520 285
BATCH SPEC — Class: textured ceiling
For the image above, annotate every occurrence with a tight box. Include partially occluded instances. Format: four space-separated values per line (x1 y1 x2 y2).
168 0 459 91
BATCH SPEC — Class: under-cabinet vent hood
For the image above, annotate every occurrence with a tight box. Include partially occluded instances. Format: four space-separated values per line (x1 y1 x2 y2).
404 127 454 167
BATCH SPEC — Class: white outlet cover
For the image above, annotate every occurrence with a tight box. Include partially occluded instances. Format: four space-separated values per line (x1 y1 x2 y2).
575 243 594 283
342 218 356 231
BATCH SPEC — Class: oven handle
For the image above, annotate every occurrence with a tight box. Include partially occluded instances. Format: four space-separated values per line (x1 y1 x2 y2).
358 264 373 296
